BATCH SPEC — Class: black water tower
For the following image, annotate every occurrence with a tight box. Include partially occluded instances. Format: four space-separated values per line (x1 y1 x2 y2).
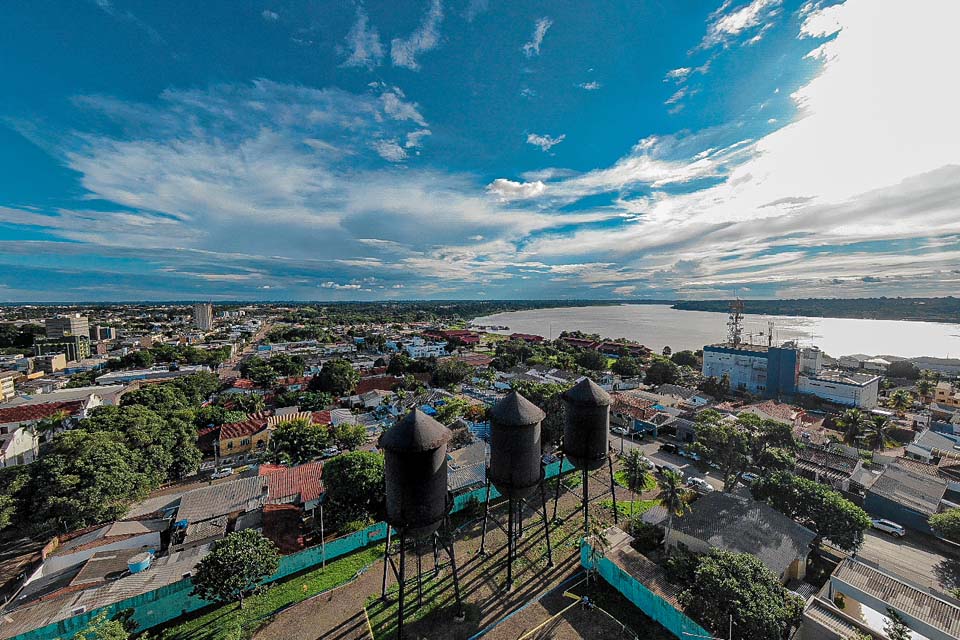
488 391 546 500
561 377 611 471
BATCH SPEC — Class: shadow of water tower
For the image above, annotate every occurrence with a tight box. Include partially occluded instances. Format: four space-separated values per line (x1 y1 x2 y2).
379 409 465 639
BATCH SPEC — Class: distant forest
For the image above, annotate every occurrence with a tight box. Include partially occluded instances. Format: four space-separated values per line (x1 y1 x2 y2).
670 297 960 323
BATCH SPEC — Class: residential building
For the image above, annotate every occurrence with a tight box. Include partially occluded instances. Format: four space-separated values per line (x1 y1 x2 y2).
794 445 865 492
799 346 823 374
193 302 214 331
823 558 960 640
93 365 210 385
44 314 89 339
863 463 948 534
797 370 880 409
657 491 816 582
0 371 17 402
88 325 114 341
404 337 447 359
36 353 67 374
904 428 960 463
260 461 325 511
34 336 91 362
933 381 960 408
701 343 798 397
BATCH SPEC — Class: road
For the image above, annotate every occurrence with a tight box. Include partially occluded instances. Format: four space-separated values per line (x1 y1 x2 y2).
856 528 960 594
218 319 273 380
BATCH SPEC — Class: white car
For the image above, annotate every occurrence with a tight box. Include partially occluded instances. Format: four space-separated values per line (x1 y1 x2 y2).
321 447 341 458
211 467 234 480
611 426 630 436
871 518 906 537
686 477 715 493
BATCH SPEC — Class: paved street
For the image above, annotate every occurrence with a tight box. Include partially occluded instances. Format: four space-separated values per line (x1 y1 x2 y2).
856 529 960 594
610 435 726 491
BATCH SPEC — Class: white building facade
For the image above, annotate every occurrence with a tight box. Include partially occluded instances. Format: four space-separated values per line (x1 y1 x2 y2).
797 370 880 409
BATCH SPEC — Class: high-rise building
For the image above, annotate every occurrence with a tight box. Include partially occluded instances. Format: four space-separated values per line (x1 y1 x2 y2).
193 303 214 330
89 325 115 341
34 335 91 362
45 314 89 339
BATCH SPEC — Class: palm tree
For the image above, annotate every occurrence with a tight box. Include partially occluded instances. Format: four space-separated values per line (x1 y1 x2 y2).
838 408 866 446
657 468 690 542
623 449 652 521
863 416 892 451
916 377 935 399
888 389 914 415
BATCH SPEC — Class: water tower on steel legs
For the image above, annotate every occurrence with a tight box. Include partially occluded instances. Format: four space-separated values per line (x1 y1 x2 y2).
379 409 465 639
477 391 554 592
552 377 619 533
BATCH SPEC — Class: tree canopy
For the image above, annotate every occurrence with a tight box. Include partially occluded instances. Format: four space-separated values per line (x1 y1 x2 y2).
509 380 571 446
313 358 360 396
691 411 797 491
322 451 385 528
191 530 280 608
680 549 804 640
929 508 960 543
265 418 330 465
670 350 699 367
611 355 643 377
645 358 680 386
433 358 472 388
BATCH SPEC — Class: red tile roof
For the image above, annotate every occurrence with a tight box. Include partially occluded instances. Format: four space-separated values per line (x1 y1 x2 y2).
232 378 256 389
260 460 324 504
355 375 403 395
276 376 311 387
0 401 84 425
219 412 271 440
311 410 332 425
611 393 657 421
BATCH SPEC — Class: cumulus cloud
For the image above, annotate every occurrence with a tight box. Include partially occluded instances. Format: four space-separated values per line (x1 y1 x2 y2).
391 0 443 70
486 179 546 201
522 17 553 57
341 7 384 69
526 132 565 152
373 139 407 162
321 281 362 290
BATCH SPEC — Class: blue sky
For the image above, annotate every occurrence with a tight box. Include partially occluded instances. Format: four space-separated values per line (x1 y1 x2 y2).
2 0 958 301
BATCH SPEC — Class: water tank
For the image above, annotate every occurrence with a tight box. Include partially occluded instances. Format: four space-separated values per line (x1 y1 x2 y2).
488 391 546 499
380 409 452 539
561 378 611 471
127 552 153 574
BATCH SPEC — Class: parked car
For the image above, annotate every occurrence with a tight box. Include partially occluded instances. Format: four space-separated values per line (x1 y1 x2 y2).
871 518 906 537
660 443 679 455
686 477 714 493
656 462 684 478
679 448 701 461
611 426 630 436
322 447 341 459
740 472 760 484
211 467 234 480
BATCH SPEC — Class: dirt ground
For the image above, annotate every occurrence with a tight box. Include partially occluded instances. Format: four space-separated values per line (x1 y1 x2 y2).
255 461 667 640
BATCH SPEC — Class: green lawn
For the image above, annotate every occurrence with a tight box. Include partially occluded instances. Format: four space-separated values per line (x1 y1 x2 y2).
156 544 384 640
365 576 481 640
613 470 657 493
600 498 658 519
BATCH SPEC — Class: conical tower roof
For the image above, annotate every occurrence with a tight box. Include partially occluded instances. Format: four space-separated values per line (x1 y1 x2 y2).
562 377 611 406
490 390 546 426
379 408 451 452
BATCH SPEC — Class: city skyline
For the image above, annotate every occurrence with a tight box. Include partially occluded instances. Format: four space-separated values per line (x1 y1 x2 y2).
2 0 958 301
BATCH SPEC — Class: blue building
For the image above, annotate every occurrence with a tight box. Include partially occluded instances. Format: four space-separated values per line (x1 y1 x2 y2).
863 464 947 535
701 343 798 398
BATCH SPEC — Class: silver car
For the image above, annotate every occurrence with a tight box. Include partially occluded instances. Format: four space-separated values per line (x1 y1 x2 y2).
870 518 906 537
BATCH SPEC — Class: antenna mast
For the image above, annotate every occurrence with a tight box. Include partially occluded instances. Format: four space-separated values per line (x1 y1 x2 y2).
727 298 744 347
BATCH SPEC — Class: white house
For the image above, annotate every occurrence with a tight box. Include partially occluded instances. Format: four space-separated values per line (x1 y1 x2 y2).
798 370 880 409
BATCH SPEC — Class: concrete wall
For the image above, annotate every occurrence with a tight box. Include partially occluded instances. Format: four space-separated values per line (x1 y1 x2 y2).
863 492 934 535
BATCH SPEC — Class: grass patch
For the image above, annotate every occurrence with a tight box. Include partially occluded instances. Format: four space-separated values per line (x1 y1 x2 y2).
365 574 481 640
614 470 657 492
156 544 384 640
600 498 657 519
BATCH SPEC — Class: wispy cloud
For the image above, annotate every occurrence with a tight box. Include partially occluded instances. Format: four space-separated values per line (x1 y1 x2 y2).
699 0 781 49
341 6 384 69
578 81 601 91
261 9 279 22
391 0 443 70
463 0 488 22
526 132 565 152
522 17 553 57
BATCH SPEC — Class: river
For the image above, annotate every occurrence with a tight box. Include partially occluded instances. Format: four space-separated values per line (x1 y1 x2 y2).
471 304 960 360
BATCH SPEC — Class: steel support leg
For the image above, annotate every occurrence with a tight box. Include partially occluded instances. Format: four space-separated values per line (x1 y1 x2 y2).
397 533 406 640
478 480 492 555
540 479 554 567
381 527 392 598
582 467 590 534
608 454 619 525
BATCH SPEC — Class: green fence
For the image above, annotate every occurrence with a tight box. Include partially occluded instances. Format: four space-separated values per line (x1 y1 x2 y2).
11 458 574 640
580 541 710 640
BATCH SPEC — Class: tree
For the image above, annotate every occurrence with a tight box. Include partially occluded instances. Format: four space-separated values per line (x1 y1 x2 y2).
670 350 699 367
662 346 672 356
228 393 266 414
387 353 412 375
120 384 191 418
887 389 913 414
692 411 797 491
657 468 689 541
929 508 960 543
433 358 472 388
838 408 866 446
268 353 305 377
509 381 571 446
191 530 280 609
751 471 871 551
884 608 912 640
679 549 804 640
611 356 642 377
314 358 360 396
323 451 385 528
576 349 607 372
622 449 652 520
266 418 329 464
886 361 920 380
645 359 680 386
72 612 129 640
862 415 892 451
698 375 729 399
246 360 279 388
916 376 935 398
331 421 368 451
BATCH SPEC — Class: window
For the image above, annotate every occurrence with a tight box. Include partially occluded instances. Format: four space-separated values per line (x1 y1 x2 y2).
227 441 234 450
241 438 251 446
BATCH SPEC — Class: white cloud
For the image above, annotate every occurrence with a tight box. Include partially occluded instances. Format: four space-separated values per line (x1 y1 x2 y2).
486 178 546 201
261 9 279 21
700 0 781 49
372 139 407 162
578 81 601 90
321 281 362 290
522 17 553 57
380 90 427 126
612 285 637 296
405 128 432 148
665 67 691 81
664 87 686 105
342 7 384 69
464 0 488 22
526 132 565 152
391 0 443 70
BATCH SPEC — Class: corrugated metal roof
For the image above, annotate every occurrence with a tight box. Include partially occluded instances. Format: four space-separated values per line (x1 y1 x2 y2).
176 476 267 522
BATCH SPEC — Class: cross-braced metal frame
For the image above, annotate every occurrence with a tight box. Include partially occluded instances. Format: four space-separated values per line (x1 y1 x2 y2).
551 449 619 534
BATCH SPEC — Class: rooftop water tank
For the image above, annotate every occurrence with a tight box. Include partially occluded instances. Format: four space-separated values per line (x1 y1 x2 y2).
380 409 452 539
127 552 153 574
561 378 611 471
488 391 545 500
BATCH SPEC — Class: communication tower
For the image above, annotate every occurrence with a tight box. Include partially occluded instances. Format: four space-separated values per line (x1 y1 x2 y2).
727 298 744 346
